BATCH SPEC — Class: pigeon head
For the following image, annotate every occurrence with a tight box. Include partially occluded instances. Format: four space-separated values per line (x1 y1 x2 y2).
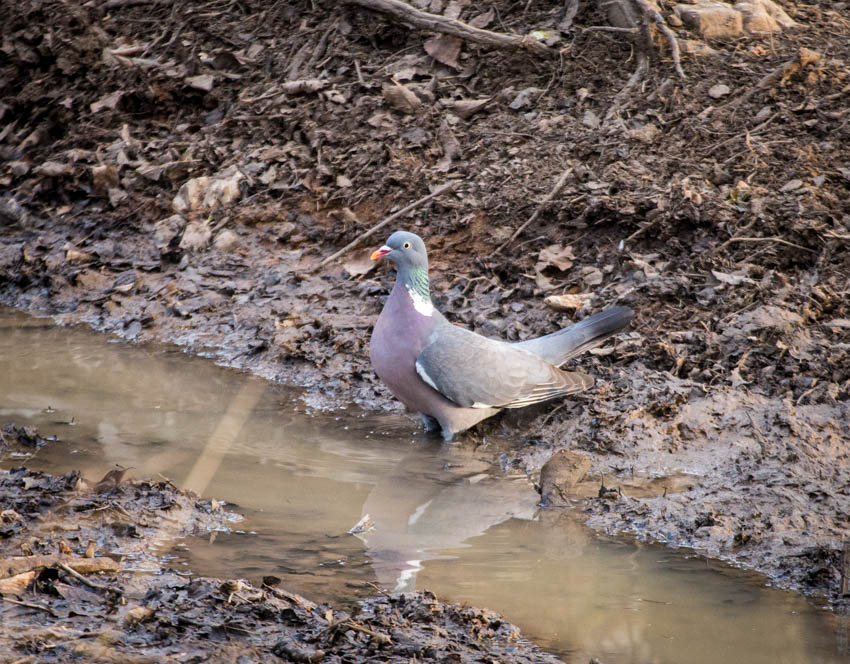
371 231 431 303
370 231 428 271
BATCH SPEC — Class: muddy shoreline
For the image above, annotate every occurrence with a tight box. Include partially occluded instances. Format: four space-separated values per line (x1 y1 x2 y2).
2 0 849 615
0 439 563 663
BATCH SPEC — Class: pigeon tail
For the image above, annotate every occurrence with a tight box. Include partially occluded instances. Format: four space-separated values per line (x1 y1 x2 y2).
512 306 635 367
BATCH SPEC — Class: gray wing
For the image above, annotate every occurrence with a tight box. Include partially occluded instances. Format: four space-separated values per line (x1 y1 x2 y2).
415 324 594 409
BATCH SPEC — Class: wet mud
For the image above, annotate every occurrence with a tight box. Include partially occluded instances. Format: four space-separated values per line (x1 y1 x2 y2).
0 434 561 664
1 0 849 619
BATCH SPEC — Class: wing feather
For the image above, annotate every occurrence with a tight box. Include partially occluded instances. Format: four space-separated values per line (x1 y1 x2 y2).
416 324 593 408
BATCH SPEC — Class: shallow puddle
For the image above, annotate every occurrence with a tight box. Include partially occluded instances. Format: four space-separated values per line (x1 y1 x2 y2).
1 307 847 664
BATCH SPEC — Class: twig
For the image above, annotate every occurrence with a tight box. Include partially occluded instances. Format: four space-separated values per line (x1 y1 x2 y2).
340 620 392 644
354 59 366 87
2 596 58 617
56 562 115 594
496 167 574 254
718 236 818 254
584 26 637 33
316 182 456 269
605 53 649 121
345 0 550 56
305 17 339 73
623 213 663 244
104 0 173 8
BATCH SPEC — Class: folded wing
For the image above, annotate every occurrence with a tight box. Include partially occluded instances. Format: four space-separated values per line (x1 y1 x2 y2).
415 325 593 409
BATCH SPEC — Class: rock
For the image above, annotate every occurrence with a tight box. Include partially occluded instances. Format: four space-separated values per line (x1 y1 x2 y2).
179 221 212 252
680 39 718 57
735 1 781 32
708 83 731 98
539 449 593 507
154 214 185 250
213 229 240 252
628 123 661 143
172 166 245 213
582 109 600 129
184 74 215 91
676 3 743 39
735 0 797 32
509 87 542 111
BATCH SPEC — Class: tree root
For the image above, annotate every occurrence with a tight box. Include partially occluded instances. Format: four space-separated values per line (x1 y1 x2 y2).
345 0 551 56
599 0 685 120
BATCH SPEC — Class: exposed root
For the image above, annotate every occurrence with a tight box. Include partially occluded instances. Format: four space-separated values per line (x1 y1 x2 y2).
346 0 551 56
632 0 686 80
605 52 650 121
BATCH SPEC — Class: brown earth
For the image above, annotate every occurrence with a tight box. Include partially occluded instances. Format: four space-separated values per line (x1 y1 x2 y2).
1 0 849 610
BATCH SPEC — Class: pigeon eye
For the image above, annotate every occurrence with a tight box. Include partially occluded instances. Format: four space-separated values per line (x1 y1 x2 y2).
403 242 412 249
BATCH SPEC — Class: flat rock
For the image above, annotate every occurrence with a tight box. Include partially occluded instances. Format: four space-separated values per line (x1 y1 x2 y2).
539 449 593 507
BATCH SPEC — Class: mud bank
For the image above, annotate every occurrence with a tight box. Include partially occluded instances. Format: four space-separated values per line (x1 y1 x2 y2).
0 447 562 663
1 0 848 605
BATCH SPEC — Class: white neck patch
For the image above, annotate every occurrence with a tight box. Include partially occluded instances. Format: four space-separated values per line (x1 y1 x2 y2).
406 285 434 317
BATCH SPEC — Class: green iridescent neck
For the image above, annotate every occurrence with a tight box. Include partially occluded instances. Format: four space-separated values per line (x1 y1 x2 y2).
401 266 430 300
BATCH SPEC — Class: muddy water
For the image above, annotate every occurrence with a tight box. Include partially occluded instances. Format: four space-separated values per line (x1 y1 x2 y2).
1 308 846 664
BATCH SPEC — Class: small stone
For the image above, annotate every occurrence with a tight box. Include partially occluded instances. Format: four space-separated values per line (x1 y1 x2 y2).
213 229 240 252
179 221 212 252
676 3 743 39
154 215 185 250
539 450 593 507
680 39 718 57
582 109 600 129
708 84 731 98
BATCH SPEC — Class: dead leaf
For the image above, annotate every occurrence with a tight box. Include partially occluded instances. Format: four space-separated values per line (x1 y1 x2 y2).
343 252 377 277
281 79 327 95
444 98 491 119
711 270 754 286
544 293 592 311
435 122 461 172
382 84 421 114
444 0 470 20
55 581 102 606
90 90 123 113
35 161 73 177
424 35 462 69
536 245 575 272
91 164 120 194
468 8 494 29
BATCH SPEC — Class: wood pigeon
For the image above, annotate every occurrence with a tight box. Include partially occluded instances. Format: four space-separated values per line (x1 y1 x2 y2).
369 231 634 441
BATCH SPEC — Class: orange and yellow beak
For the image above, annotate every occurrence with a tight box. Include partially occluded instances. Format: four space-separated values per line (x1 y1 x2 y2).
370 245 392 261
